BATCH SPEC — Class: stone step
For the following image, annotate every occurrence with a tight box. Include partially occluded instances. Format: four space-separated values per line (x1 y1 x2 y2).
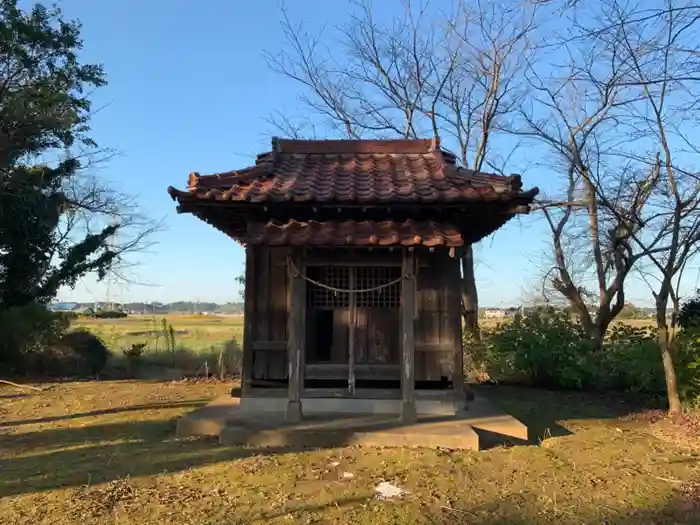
457 396 528 442
218 414 480 450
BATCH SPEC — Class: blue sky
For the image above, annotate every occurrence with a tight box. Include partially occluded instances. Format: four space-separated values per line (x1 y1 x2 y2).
52 0 697 307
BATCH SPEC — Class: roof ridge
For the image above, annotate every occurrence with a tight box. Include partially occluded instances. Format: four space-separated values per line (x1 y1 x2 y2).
268 218 452 226
270 136 441 155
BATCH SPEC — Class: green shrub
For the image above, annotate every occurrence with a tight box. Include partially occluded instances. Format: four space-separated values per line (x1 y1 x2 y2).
485 309 597 389
601 323 665 395
463 328 515 383
48 329 112 377
672 329 700 404
466 311 700 403
0 303 117 377
93 310 127 319
678 291 700 330
122 342 146 376
0 302 70 373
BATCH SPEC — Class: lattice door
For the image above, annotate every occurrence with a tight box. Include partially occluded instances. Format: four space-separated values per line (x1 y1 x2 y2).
306 266 400 308
307 266 350 308
355 266 400 308
306 265 401 379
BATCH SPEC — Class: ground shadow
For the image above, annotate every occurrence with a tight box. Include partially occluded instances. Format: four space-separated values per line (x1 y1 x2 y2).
475 384 657 444
0 393 28 400
0 400 211 428
471 427 528 449
0 419 293 498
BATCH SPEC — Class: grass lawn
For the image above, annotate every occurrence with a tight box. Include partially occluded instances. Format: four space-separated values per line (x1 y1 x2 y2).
1 381 698 524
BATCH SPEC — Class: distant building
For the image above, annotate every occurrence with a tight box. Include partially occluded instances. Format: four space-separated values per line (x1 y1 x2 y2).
48 302 78 311
484 308 507 319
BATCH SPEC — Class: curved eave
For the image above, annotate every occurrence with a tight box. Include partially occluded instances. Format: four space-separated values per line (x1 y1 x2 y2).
167 185 540 208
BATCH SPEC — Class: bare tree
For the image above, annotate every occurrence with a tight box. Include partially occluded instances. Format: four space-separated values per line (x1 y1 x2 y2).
55 161 163 285
517 0 700 412
594 0 700 414
265 0 540 336
510 27 649 351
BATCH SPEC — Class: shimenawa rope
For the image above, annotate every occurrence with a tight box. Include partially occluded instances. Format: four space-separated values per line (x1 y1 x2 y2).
286 256 414 294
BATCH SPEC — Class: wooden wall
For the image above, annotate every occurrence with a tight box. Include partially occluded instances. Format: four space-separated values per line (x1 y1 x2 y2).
245 247 290 384
243 247 462 388
414 251 462 383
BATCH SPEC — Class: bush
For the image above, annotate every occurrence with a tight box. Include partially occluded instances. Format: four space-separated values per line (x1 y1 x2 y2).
467 311 700 404
600 323 665 395
121 342 146 376
482 309 597 389
220 339 243 377
678 291 700 330
673 329 700 404
61 329 111 376
0 303 70 373
166 339 242 378
92 310 127 319
0 303 115 377
42 329 112 377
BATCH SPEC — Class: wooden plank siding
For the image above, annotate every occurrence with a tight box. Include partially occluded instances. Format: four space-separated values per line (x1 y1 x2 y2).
241 246 256 393
414 251 461 384
245 247 461 391
248 247 290 384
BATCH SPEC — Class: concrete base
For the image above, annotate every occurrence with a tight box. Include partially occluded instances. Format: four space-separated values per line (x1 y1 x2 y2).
239 390 462 416
176 393 527 451
286 400 303 422
219 413 480 450
400 401 417 424
458 396 528 442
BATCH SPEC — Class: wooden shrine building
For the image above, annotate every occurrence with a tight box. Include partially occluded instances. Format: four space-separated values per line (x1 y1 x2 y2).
167 137 538 424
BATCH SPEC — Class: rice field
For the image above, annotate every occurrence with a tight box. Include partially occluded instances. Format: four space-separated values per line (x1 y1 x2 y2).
73 314 245 354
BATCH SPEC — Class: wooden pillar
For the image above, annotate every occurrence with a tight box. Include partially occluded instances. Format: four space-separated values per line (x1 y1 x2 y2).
348 267 356 396
450 250 465 401
286 249 306 422
241 246 256 396
400 250 417 424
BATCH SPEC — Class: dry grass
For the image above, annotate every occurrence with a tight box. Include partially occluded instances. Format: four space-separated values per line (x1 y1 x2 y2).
1 380 699 524
478 317 656 329
73 314 653 355
73 314 244 354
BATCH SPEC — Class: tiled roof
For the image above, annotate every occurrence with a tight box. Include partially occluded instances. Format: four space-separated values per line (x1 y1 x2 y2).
167 137 539 205
243 220 464 247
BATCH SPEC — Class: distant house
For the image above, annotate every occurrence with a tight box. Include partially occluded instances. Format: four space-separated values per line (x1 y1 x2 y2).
48 302 78 311
484 308 507 319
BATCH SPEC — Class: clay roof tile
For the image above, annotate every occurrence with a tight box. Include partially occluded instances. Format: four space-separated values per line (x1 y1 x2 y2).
167 137 539 205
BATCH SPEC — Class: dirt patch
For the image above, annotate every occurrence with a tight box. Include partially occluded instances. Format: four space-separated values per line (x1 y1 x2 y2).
675 482 700 516
71 477 232 520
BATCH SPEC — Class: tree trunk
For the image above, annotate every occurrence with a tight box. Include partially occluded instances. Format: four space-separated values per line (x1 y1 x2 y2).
461 246 480 339
591 323 605 353
658 322 682 414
